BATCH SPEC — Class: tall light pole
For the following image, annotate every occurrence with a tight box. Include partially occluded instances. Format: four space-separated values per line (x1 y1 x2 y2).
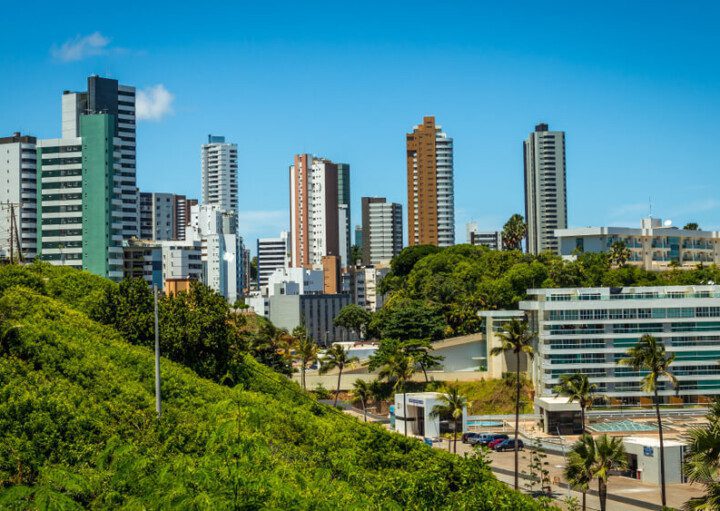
154 284 162 418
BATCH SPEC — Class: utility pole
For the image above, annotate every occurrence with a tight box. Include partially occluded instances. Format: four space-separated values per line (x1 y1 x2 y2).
9 204 14 264
154 285 162 418
10 204 22 263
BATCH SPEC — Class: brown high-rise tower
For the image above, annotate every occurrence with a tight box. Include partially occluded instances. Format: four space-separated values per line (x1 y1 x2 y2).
406 116 454 247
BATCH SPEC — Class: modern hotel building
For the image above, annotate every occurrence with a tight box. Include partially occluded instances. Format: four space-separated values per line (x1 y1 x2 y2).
520 285 720 407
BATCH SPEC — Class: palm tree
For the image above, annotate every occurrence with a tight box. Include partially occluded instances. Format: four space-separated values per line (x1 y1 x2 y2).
619 334 677 508
292 326 318 391
502 213 526 251
683 399 720 510
564 441 593 511
490 318 535 490
379 353 416 436
319 344 359 407
609 240 632 267
554 373 597 433
404 339 443 383
351 379 373 422
567 434 627 511
430 385 468 453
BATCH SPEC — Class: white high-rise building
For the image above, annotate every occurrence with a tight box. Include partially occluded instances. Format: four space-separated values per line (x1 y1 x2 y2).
289 154 340 268
257 232 289 288
524 123 567 255
361 197 403 265
187 204 242 303
62 76 138 239
466 223 502 250
0 133 37 261
201 135 238 213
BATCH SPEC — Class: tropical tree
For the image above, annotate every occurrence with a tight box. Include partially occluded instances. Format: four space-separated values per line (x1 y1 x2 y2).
404 339 444 382
502 214 526 251
564 437 594 511
566 434 627 511
619 334 677 508
379 353 416 436
554 373 597 433
334 304 372 340
292 326 318 391
351 379 373 422
490 318 535 489
319 344 359 407
430 385 468 453
684 222 700 230
608 241 632 267
684 399 720 510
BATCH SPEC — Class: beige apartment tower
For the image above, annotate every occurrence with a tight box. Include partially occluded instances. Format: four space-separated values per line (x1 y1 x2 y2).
524 123 567 254
406 116 454 247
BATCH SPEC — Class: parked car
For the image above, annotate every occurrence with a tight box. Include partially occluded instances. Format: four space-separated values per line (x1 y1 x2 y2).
493 439 524 452
483 435 510 448
461 432 482 444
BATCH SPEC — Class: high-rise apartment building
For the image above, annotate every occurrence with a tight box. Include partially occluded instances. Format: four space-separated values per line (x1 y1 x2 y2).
139 192 197 241
37 114 124 280
257 231 289 288
201 135 238 213
524 123 567 254
187 203 243 303
289 154 340 268
0 133 37 261
337 162 351 267
62 76 138 239
361 197 403 265
175 196 196 240
406 116 454 247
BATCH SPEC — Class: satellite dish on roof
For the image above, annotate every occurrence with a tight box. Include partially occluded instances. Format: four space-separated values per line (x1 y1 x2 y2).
664 219 673 227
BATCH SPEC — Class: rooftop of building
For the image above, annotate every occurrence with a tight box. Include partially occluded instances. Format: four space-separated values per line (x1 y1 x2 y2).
556 217 720 237
521 284 720 303
0 132 36 144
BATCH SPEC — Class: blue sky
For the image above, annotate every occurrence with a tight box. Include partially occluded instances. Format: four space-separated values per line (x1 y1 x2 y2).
1 2 719 251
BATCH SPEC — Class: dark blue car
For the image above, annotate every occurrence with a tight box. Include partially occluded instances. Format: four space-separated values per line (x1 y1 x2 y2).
493 439 524 452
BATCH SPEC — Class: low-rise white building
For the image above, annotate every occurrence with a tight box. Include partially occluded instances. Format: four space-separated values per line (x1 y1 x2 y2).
394 392 467 439
623 437 686 485
267 267 323 296
556 217 720 269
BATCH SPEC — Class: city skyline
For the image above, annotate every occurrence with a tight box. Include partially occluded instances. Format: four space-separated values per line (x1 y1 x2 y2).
1 2 719 252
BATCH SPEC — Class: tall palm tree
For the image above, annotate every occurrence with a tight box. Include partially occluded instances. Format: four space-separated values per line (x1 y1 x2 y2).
293 327 318 391
430 385 468 453
319 344 359 407
490 318 535 490
351 379 373 422
564 441 594 511
619 334 677 508
567 434 627 511
554 373 597 433
683 399 720 510
379 353 416 436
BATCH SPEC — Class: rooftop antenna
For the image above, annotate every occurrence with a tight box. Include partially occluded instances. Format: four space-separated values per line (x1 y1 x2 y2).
648 196 652 218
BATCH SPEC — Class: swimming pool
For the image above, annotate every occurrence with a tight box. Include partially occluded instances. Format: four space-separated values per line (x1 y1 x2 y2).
589 420 657 432
467 420 504 428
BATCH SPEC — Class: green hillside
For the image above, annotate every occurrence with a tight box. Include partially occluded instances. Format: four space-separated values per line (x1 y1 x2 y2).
0 265 545 510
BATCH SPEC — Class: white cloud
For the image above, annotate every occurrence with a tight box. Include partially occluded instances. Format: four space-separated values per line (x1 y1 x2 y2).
51 32 111 62
136 85 174 121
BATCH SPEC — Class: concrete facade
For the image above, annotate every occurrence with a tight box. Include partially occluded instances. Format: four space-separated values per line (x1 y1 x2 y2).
557 217 720 269
0 133 37 261
361 197 403 265
406 116 454 247
520 285 720 407
524 123 567 255
201 135 238 213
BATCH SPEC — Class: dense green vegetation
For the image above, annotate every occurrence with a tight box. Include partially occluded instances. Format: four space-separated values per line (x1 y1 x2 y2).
377 244 720 338
0 263 548 509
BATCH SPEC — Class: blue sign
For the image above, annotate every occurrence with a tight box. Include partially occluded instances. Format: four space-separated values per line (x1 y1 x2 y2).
643 446 654 457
